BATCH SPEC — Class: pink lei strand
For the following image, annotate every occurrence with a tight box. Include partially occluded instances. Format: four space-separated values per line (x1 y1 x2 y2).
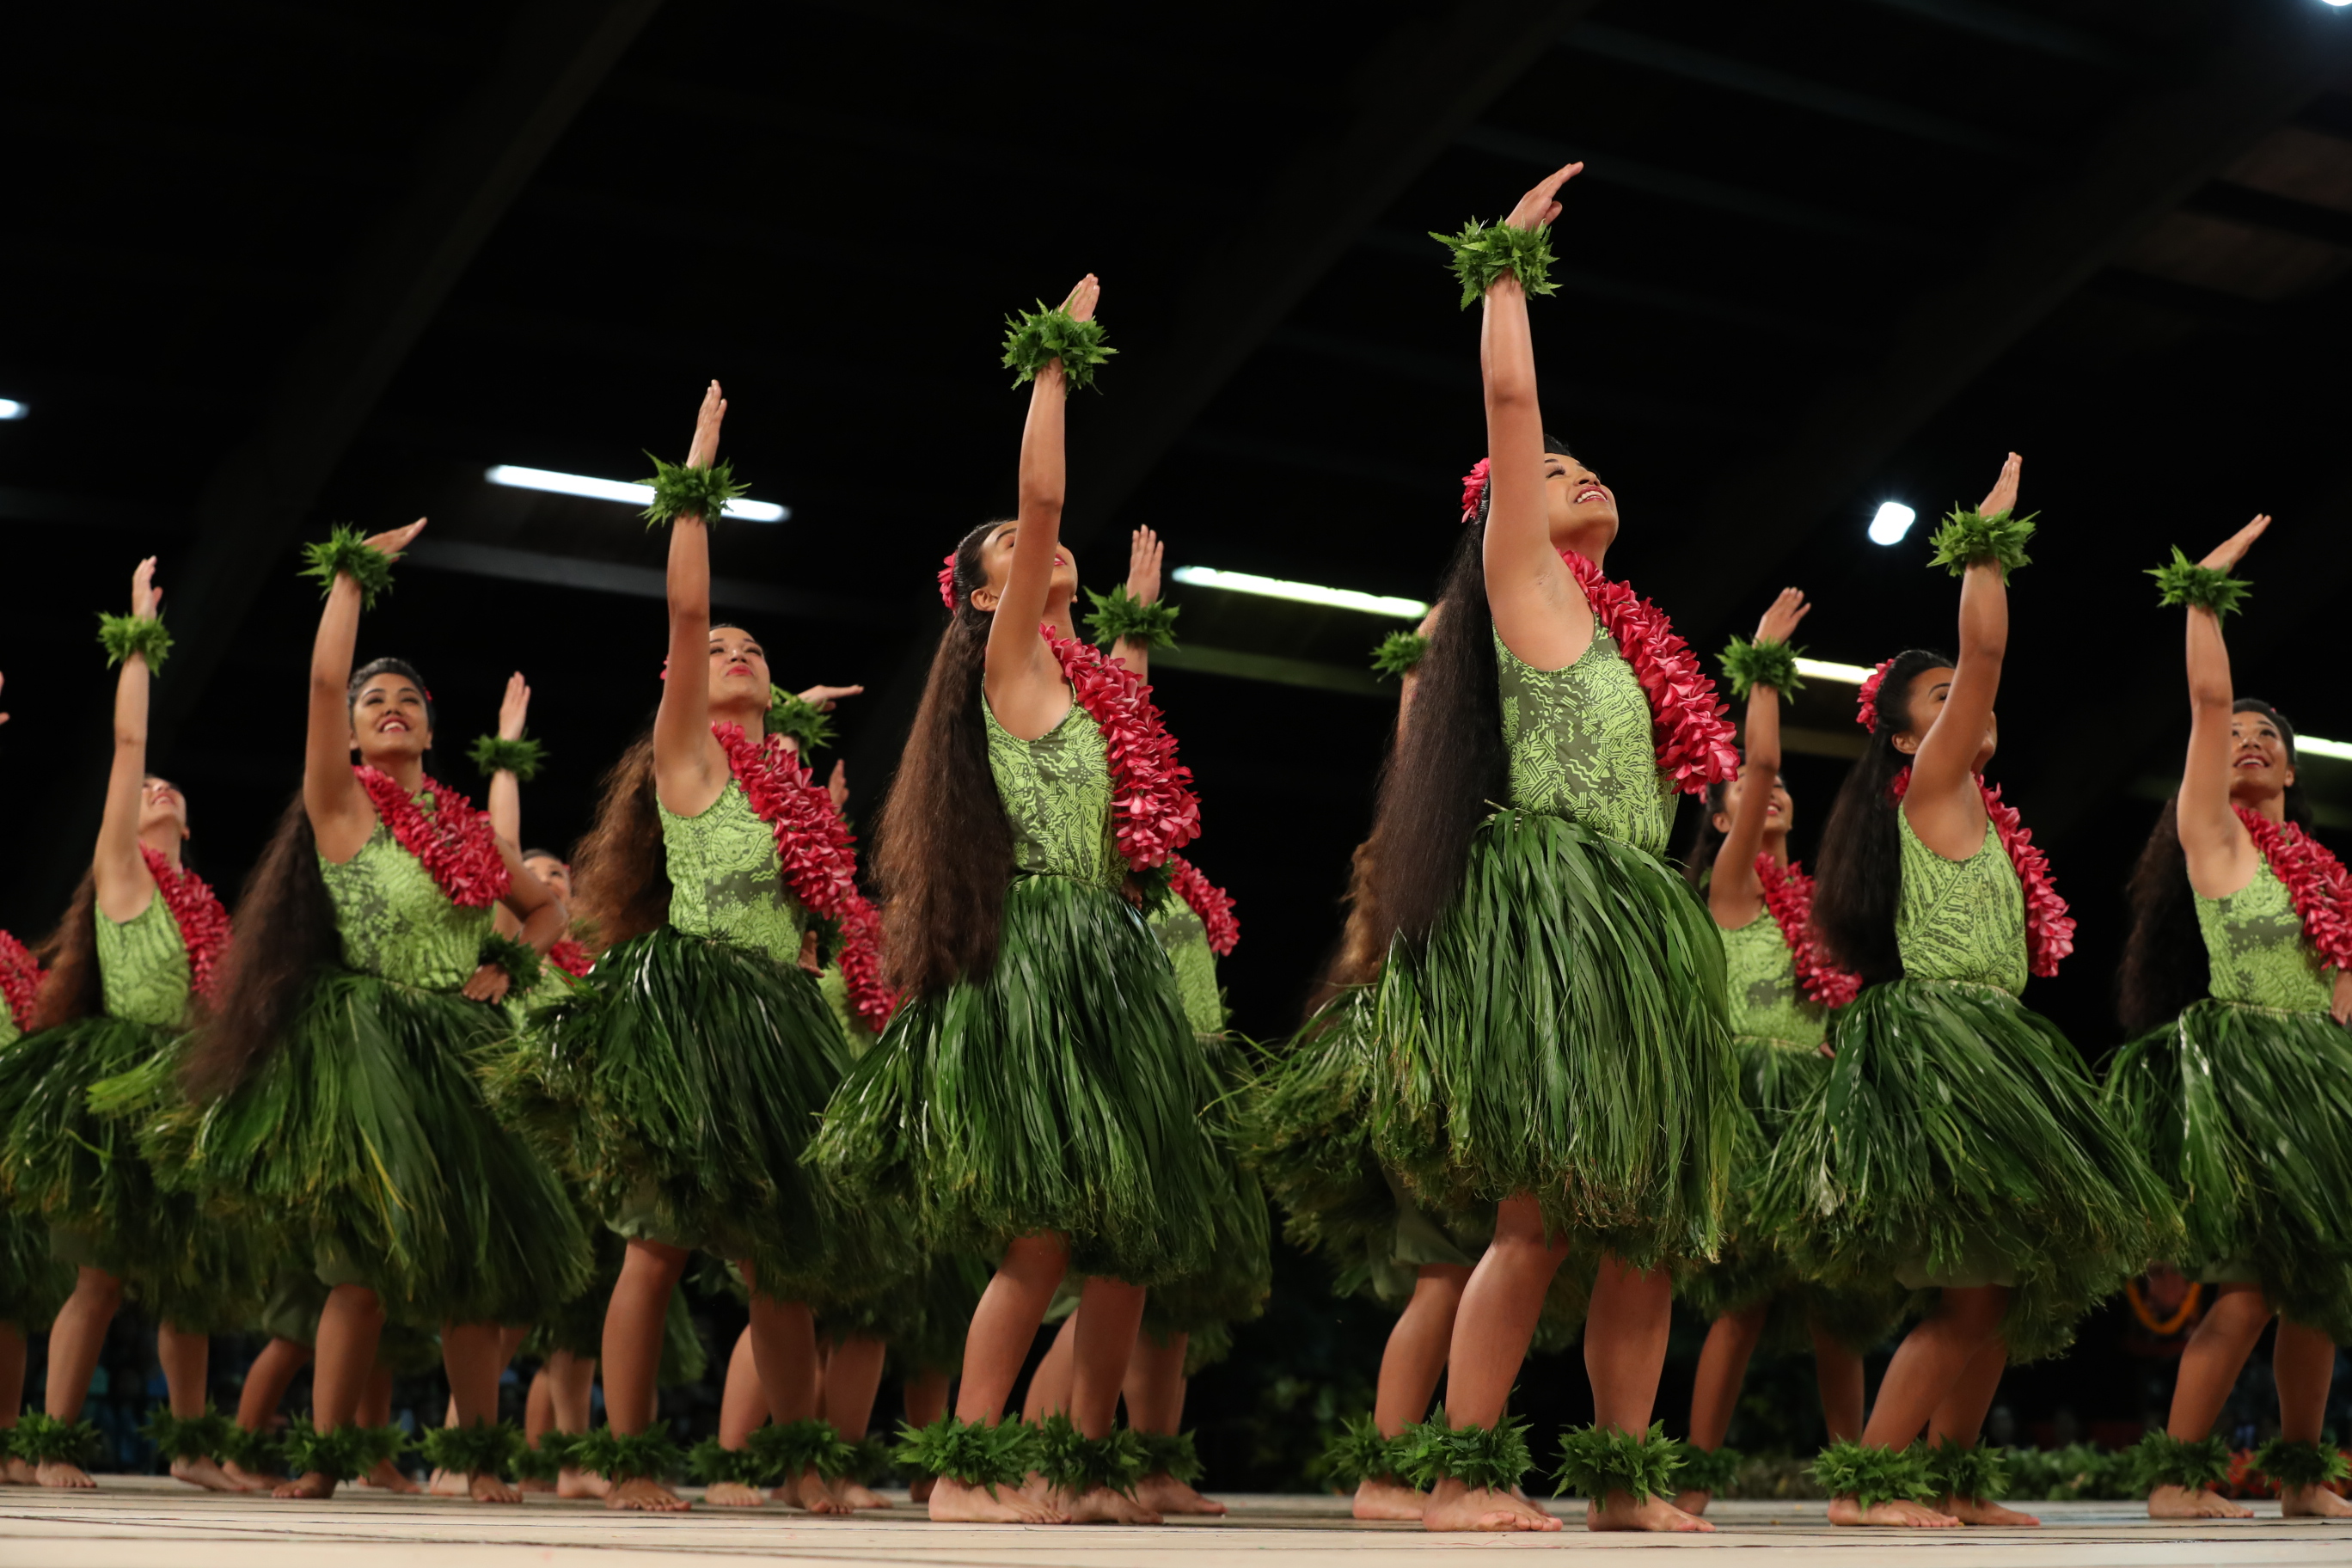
548 937 593 979
1753 854 1860 1008
1167 855 1239 957
1556 551 1739 797
1890 768 2075 978
0 929 43 1033
353 766 511 910
711 722 897 1029
2235 805 2352 974
1039 625 1203 870
140 844 229 1002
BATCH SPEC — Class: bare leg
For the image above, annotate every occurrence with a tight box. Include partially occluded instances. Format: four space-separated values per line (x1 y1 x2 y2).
226 1338 309 1491
277 1284 384 1499
704 1327 769 1509
2148 1284 2269 1520
156 1323 241 1492
1422 1198 1563 1532
2275 1319 2352 1519
518 1369 556 1492
1929 1339 2037 1525
444 1321 522 1503
1809 1316 1866 1444
821 1336 891 1509
1025 1315 1078 1421
930 1234 1070 1523
1355 1263 1467 1521
38 1267 123 1488
545 1351 606 1499
1827 1287 2007 1528
742 1265 841 1515
1126 1330 1222 1516
903 1368 948 1504
1583 1256 1710 1533
1061 1277 1158 1524
1675 1304 1766 1515
0 1324 30 1485
600 1239 690 1511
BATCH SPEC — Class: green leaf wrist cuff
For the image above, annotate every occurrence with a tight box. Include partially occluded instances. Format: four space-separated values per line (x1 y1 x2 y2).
298 525 397 609
97 612 174 674
1925 507 2037 577
1718 634 1805 701
469 733 545 781
479 932 544 992
1001 305 1116 391
1084 585 1180 652
2147 546 2251 616
1430 217 1559 309
765 687 838 754
637 454 749 529
1370 630 1428 679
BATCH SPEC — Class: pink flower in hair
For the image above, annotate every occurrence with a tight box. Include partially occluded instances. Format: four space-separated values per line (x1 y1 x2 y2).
1459 458 1491 524
937 552 959 611
1853 657 1896 732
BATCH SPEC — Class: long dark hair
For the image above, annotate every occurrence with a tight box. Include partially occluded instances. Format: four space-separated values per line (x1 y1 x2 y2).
1810 648 1952 984
871 522 1018 995
568 731 669 952
2116 697 2312 1032
29 872 103 1032
1357 437 1578 952
1680 775 1734 892
182 792 340 1096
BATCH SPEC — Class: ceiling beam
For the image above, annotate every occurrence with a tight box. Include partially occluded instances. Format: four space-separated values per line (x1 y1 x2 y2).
403 540 904 625
1669 0 2352 637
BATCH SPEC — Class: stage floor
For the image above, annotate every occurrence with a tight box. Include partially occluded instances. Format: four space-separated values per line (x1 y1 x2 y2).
4 1478 2349 1566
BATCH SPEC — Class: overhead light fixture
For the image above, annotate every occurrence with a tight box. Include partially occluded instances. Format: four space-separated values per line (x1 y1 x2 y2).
1170 565 1429 618
1794 657 1877 685
1867 501 1916 546
484 463 788 523
0 400 27 421
2300 734 2352 760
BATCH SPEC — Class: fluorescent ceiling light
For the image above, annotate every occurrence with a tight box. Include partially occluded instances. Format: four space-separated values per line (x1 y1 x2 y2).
1867 501 1916 546
0 400 26 420
2300 734 2352 760
484 463 788 523
1794 657 1877 685
1171 565 1428 618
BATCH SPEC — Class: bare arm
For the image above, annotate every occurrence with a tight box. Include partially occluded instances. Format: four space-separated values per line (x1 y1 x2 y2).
1905 455 2018 856
93 558 164 923
462 839 566 1003
1110 525 1164 683
309 520 426 864
2177 516 2272 899
1710 589 1810 928
487 672 530 940
652 382 733 818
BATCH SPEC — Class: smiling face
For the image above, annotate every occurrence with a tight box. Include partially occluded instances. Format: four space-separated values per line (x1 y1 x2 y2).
1892 665 1997 772
349 671 432 764
524 853 573 903
139 775 189 841
1541 450 1619 554
1712 763 1793 844
707 625 770 716
971 522 1078 611
2226 709 2294 810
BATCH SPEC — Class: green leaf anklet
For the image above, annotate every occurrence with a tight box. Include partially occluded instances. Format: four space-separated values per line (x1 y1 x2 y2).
1138 1429 1203 1485
219 1422 285 1475
2252 1436 2349 1492
2124 1430 2233 1493
1922 1436 2010 1501
576 1424 684 1483
469 733 545 781
1396 1414 1533 1493
752 1418 860 1480
298 525 397 609
281 1418 369 1483
1430 217 1559 309
1320 1414 1405 1488
1555 1421 1686 1502
1370 630 1428 679
1812 1438 1935 1508
1030 1412 1148 1498
97 612 174 674
139 1405 231 1462
12 1412 103 1466
1925 507 2037 577
2147 545 2251 617
688 1436 773 1487
420 1420 514 1479
1001 305 1115 391
1718 634 1805 701
1676 1442 1742 1496
892 1413 1032 1494
1084 584 1180 652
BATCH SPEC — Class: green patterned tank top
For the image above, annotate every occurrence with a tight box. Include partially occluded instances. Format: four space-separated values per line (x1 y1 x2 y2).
96 892 192 1027
2196 858 2331 1013
320 811 493 991
984 695 1122 894
1494 624 1674 854
1149 901 1226 1038
1895 809 2027 995
660 777 806 965
1719 908 1822 1049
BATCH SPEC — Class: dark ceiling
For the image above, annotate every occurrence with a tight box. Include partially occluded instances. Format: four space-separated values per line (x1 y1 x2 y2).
9 0 2352 1050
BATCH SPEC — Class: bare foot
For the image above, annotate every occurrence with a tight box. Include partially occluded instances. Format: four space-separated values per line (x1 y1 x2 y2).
469 1472 521 1504
1136 1473 1225 1516
518 1476 554 1494
2283 1484 2352 1519
35 1461 95 1491
2 1457 38 1486
910 1474 934 1504
928 1475 1065 1523
827 1474 891 1510
702 1479 768 1508
1423 1477 1559 1532
427 1466 469 1497
168 1455 242 1492
1943 1494 2041 1527
1589 1492 1714 1532
1351 1475 1426 1521
1672 1488 1712 1516
220 1460 283 1493
273 1470 338 1500
605 1476 690 1512
557 1466 610 1500
777 1467 848 1514
1062 1483 1162 1524
361 1457 418 1494
1827 1494 1961 1528
2146 1483 2252 1519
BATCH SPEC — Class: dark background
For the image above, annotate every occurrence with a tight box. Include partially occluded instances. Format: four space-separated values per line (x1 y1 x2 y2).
9 0 2352 1481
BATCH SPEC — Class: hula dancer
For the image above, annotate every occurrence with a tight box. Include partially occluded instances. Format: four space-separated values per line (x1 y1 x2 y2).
0 557 260 1491
812 276 1234 1526
1672 589 1891 1516
2107 517 2352 1522
1368 163 1739 1534
1761 454 2171 1528
173 518 586 1502
504 382 889 1513
0 892 73 1483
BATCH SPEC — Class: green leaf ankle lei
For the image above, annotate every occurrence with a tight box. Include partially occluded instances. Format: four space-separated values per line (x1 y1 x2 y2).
1925 507 2037 577
1138 1430 1203 1485
1923 1436 2010 1501
1320 1414 1404 1487
281 1418 368 1483
299 525 398 609
688 1436 773 1487
765 686 838 755
420 1420 515 1479
850 1432 894 1483
1811 1438 1935 1508
12 1411 102 1465
469 733 545 781
1370 630 1428 680
1676 1442 1742 1496
2252 1435 2350 1491
892 1412 1031 1492
2147 545 2251 617
1030 1412 1148 1497
2123 1430 2233 1493
512 1433 570 1483
1430 217 1559 309
1555 1421 1686 1502
638 453 749 529
1084 584 1180 652
1001 304 1115 391
478 931 543 992
97 612 174 674
1717 634 1805 701
1396 1414 1532 1492
752 1418 859 1480
139 1405 231 1462
576 1424 683 1483
219 1421 285 1475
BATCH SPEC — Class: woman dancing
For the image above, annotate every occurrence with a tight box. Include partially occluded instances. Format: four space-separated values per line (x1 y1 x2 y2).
1760 454 2170 1528
1364 162 1740 1534
0 557 257 1491
172 518 585 1502
2107 517 2352 1521
813 276 1234 1526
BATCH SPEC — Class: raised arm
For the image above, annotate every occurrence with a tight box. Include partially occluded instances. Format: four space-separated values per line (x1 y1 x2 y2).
487 672 530 848
2176 516 2272 899
93 558 164 923
308 520 425 861
1479 162 1592 672
652 381 734 816
1110 525 1165 683
1711 588 1810 928
1906 456 2018 849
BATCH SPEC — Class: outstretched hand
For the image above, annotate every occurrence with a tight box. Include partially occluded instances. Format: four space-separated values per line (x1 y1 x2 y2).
498 672 531 741
1976 452 2022 518
794 683 864 712
2199 514 2270 573
1124 526 1164 606
1059 274 1100 325
364 519 426 560
131 556 162 619
1504 161 1583 233
684 379 727 470
462 964 513 1005
1755 586 1811 646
